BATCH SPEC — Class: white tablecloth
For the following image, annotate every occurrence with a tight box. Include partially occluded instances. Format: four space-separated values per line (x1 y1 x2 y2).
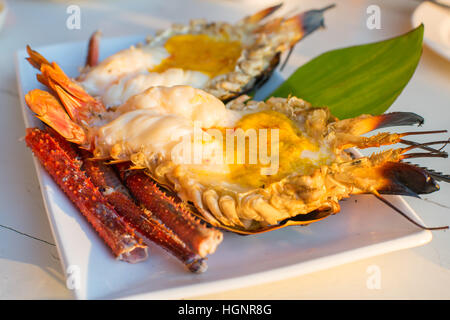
0 0 449 299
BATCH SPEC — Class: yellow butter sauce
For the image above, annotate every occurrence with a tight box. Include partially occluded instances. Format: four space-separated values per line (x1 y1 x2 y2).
151 34 242 78
227 111 327 188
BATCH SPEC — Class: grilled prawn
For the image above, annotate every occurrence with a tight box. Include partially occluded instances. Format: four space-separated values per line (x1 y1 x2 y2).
78 4 334 106
25 50 449 234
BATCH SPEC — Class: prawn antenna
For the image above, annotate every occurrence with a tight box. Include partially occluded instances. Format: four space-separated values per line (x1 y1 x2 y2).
400 139 450 159
400 139 448 156
373 192 448 231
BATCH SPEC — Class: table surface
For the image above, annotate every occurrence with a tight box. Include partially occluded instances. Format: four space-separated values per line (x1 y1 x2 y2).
0 0 449 299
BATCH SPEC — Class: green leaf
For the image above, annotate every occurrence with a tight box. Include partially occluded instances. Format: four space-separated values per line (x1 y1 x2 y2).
270 25 424 119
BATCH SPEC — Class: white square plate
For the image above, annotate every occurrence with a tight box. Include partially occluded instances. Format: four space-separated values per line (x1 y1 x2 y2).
15 35 432 300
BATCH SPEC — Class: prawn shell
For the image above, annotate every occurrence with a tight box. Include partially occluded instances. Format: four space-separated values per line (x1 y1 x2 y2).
135 99 446 234
221 52 281 103
189 207 334 235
